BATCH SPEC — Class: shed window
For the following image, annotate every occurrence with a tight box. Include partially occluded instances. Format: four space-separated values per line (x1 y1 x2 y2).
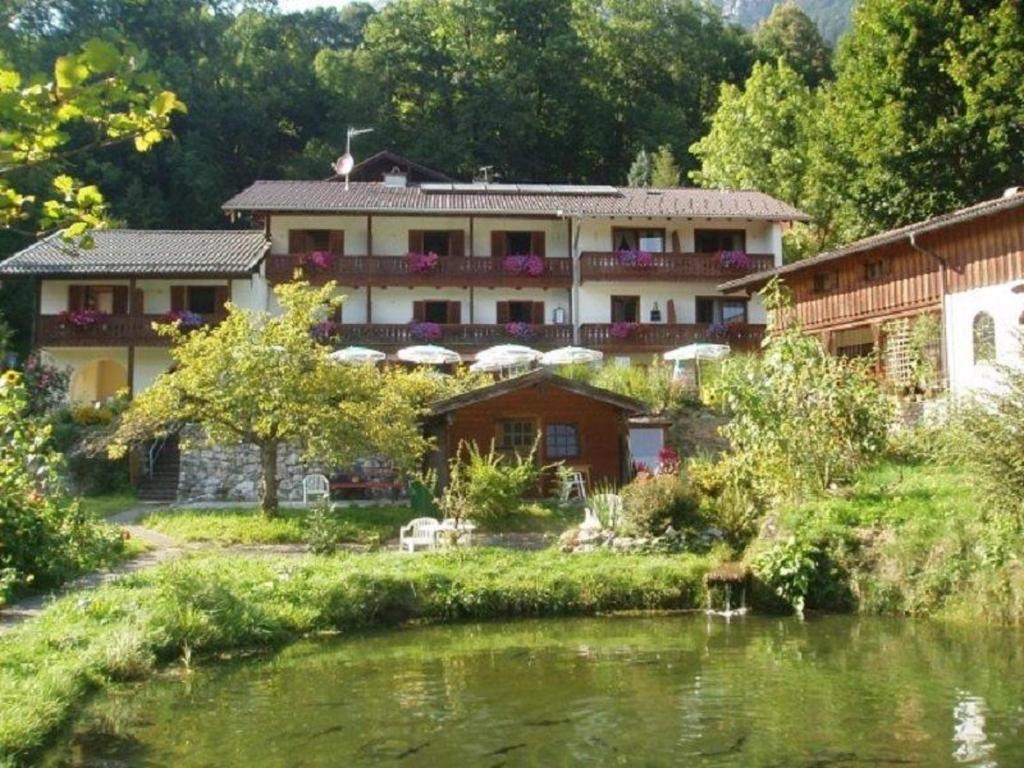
973 312 996 364
864 259 887 282
545 423 579 459
498 420 536 452
695 229 746 253
813 272 838 294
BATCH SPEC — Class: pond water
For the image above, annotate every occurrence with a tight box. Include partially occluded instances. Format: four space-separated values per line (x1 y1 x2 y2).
44 615 1024 767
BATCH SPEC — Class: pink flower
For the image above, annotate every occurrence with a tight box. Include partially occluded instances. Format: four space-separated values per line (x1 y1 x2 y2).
406 252 440 273
502 255 545 276
616 250 654 268
304 250 335 271
410 322 443 341
609 321 641 339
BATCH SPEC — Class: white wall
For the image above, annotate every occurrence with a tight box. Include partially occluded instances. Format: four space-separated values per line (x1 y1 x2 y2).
133 348 173 392
576 282 767 325
472 218 569 258
269 215 369 255
945 280 1024 395
369 287 471 323
40 279 130 313
471 288 572 324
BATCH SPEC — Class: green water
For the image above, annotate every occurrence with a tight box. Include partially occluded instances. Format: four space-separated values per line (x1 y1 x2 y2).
45 615 1024 767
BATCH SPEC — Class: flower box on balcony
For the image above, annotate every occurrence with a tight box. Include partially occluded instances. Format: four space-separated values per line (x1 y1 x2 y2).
501 255 545 277
405 252 440 273
301 250 336 272
609 321 642 339
615 250 655 269
504 321 536 340
410 321 443 341
718 250 753 271
160 309 205 329
311 320 340 344
57 309 110 330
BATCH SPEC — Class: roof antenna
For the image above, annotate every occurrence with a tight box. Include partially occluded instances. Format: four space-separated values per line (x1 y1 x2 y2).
333 127 374 190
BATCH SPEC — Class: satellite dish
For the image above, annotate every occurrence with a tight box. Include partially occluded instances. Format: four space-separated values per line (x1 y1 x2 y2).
333 152 354 177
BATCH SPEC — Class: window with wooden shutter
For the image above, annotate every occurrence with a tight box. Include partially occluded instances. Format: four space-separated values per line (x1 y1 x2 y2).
412 301 426 321
214 286 230 313
449 230 465 258
68 285 85 311
132 288 145 315
531 301 545 324
408 230 425 253
446 301 462 324
112 286 129 315
170 286 186 312
496 301 510 324
288 230 307 254
491 231 507 258
529 231 545 257
328 230 345 255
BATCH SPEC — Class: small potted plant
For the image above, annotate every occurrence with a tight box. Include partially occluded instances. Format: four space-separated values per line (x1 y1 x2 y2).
504 321 535 340
609 321 642 339
616 249 655 269
502 254 545 277
57 309 109 330
302 250 335 272
718 250 752 270
405 251 440 273
161 309 205 329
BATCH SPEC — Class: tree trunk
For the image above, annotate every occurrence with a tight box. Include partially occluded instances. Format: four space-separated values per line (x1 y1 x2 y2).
259 441 279 518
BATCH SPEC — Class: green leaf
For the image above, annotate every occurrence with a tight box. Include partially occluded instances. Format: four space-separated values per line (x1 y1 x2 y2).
52 175 75 196
80 39 121 73
150 90 181 117
54 55 88 89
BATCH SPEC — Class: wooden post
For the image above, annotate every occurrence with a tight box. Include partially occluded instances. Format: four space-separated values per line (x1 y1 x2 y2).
366 285 373 324
367 214 373 257
468 215 475 258
127 345 136 398
469 286 475 323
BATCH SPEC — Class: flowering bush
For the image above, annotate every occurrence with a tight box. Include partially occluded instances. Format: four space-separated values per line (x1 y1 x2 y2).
504 321 535 340
410 321 443 341
311 320 340 344
21 354 69 415
706 322 730 339
162 309 205 328
57 309 108 329
502 254 545 277
616 249 655 269
609 321 641 339
718 250 752 270
406 251 440 273
303 250 335 271
657 446 680 474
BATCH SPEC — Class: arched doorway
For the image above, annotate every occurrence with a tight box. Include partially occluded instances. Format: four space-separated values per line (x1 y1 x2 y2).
70 359 128 404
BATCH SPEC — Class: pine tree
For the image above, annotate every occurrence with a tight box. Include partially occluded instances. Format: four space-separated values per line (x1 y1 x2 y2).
650 145 681 187
627 149 651 187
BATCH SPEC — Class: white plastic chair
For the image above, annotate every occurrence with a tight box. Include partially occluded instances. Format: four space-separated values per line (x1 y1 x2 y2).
560 471 588 503
400 517 441 552
302 473 330 505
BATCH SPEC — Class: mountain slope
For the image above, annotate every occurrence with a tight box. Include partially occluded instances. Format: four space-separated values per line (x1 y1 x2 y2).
714 0 855 43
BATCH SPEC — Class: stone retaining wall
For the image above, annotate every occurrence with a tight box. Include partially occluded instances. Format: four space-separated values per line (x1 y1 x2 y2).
176 428 325 502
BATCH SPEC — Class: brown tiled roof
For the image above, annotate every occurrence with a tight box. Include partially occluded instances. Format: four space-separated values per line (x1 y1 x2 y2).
718 188 1024 292
337 150 456 183
428 368 647 416
222 181 809 221
0 229 269 277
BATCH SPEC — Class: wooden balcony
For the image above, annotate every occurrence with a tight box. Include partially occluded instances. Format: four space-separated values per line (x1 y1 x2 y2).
334 323 574 351
579 252 775 282
36 313 225 347
580 323 766 353
266 254 573 288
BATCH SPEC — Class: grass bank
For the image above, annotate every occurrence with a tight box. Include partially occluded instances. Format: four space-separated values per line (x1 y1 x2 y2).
0 548 711 765
766 457 1024 623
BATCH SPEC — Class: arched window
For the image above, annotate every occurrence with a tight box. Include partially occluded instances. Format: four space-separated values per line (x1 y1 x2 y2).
973 312 996 364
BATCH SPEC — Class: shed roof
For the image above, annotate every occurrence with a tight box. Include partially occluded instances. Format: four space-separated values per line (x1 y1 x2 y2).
0 229 270 277
718 188 1024 292
429 368 647 416
223 180 809 221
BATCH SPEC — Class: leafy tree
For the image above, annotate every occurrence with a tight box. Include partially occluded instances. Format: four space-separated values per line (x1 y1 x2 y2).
110 282 427 516
690 61 825 256
752 1 832 86
627 149 651 187
0 38 184 240
650 145 681 187
705 279 892 503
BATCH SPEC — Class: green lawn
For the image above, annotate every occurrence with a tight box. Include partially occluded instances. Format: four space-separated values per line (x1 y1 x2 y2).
140 504 412 545
77 492 139 520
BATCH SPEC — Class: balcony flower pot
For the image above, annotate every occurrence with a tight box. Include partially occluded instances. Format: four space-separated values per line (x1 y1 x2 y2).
410 321 443 342
705 322 730 340
504 321 536 340
718 250 752 271
302 250 335 272
311 320 340 344
616 249 655 269
405 251 440 273
502 255 545 277
609 321 642 340
161 309 205 329
57 309 110 331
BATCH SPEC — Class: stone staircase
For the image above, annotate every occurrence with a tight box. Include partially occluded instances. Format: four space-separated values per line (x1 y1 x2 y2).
137 435 180 502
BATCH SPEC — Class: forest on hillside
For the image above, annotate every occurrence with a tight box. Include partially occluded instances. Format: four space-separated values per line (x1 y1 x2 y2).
2 0 1023 354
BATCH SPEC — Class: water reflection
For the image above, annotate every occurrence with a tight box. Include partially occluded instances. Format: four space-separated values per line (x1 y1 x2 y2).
954 692 996 766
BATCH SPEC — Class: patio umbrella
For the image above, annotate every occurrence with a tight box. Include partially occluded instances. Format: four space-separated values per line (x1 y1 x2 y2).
475 344 542 363
663 344 731 389
662 343 731 362
328 346 386 365
539 346 604 366
396 345 462 365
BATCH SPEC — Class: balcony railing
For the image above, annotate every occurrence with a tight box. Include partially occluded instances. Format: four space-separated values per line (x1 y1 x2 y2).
36 313 225 347
580 323 766 352
334 323 574 350
266 254 573 288
579 252 774 282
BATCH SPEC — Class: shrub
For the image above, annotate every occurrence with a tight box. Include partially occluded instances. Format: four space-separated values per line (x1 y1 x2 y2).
618 471 702 537
304 498 341 555
752 536 818 614
450 440 541 529
0 371 124 603
592 358 681 413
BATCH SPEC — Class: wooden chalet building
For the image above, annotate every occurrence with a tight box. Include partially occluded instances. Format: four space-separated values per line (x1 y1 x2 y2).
423 368 647 490
719 188 1024 395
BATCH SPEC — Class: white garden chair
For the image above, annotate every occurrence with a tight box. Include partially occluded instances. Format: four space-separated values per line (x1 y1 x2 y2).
302 473 330 505
400 517 441 552
559 470 588 503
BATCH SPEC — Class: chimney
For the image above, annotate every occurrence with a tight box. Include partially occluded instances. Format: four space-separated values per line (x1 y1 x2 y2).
383 166 408 188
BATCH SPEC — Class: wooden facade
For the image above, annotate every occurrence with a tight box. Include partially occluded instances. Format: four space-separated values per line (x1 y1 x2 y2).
424 370 645 490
